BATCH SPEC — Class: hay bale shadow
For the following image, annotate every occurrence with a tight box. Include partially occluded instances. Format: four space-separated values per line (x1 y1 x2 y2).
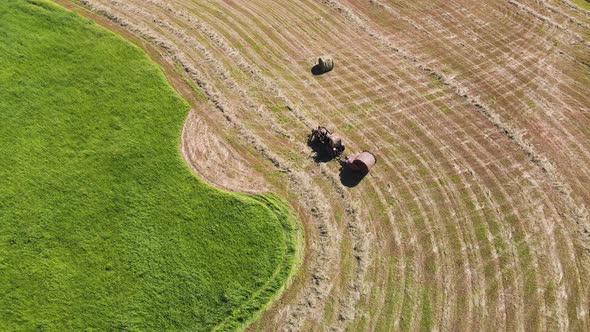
311 64 326 76
339 164 367 187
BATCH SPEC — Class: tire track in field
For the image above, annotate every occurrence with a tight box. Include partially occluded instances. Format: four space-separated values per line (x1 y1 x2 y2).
340 0 588 326
183 0 588 326
231 1 568 328
530 0 590 30
507 0 590 45
328 0 590 248
260 0 590 328
427 0 590 197
560 0 590 16
360 0 587 246
219 2 448 326
363 0 590 197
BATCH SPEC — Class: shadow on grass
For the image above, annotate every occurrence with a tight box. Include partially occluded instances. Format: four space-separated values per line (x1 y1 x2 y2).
339 164 367 187
311 64 326 76
308 139 336 163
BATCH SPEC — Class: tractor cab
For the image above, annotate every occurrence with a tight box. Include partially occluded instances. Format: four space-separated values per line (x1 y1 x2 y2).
309 126 345 159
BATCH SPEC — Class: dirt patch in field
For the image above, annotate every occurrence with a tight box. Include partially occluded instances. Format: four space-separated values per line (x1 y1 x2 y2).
180 108 267 193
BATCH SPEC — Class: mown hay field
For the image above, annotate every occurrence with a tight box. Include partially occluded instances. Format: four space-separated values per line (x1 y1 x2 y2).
59 0 590 331
0 1 299 330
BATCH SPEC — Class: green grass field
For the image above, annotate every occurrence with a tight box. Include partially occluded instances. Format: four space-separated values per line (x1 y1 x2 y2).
572 0 590 11
0 0 297 330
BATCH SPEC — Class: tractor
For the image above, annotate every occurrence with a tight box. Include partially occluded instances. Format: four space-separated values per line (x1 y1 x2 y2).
308 126 345 159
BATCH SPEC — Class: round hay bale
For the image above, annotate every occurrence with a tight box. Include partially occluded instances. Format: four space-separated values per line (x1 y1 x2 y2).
318 56 334 73
355 151 376 172
344 151 376 173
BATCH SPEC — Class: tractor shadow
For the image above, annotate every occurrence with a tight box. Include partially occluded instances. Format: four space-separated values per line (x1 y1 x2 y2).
311 64 326 76
339 164 367 187
308 140 335 163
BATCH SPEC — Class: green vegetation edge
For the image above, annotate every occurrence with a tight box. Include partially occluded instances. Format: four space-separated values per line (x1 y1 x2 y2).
572 0 590 11
0 0 302 330
216 193 303 331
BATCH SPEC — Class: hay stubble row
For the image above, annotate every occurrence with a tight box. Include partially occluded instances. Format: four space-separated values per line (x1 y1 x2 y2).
66 0 589 330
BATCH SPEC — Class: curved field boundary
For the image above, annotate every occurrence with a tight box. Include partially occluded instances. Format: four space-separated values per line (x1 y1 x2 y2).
1 0 302 330
63 0 590 330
